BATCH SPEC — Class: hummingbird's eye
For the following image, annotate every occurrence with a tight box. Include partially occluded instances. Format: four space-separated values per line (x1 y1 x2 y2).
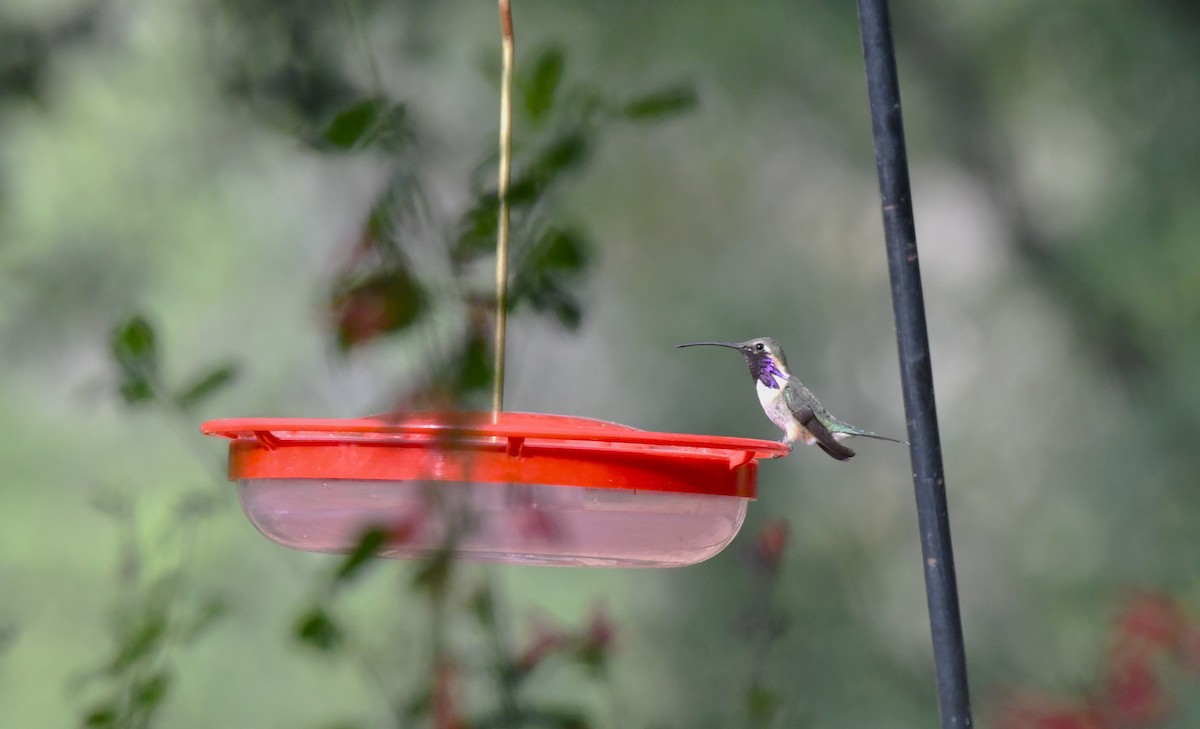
755 343 764 351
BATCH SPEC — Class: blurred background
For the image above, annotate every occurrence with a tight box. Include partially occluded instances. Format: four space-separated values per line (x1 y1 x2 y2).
3 0 1200 727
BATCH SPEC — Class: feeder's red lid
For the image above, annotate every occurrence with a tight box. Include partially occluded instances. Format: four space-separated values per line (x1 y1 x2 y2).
202 412 787 498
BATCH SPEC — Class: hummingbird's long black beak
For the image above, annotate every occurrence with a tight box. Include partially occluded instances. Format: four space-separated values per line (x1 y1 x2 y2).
675 341 741 350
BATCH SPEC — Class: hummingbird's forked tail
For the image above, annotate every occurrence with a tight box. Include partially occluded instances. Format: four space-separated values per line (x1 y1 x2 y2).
831 423 907 445
816 439 856 461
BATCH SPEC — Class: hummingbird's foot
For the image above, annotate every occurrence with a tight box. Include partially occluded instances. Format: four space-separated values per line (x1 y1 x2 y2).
775 439 794 458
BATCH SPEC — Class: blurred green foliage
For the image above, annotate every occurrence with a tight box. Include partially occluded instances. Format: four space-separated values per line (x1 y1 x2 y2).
3 1 1200 728
109 315 240 411
78 488 228 729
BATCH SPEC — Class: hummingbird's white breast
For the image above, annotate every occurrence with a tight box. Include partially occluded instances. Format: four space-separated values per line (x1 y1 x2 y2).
755 371 796 432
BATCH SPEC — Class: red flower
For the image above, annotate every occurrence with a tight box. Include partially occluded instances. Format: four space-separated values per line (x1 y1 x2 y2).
583 606 615 652
995 694 1110 729
385 513 424 546
1103 653 1166 726
515 621 570 674
330 266 425 351
992 591 1200 729
752 519 789 572
433 658 464 729
1178 622 1200 675
515 606 616 676
515 505 564 544
1117 593 1182 652
575 606 615 673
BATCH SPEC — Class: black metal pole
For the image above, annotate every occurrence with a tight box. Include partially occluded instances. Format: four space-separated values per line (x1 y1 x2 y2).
854 2 974 728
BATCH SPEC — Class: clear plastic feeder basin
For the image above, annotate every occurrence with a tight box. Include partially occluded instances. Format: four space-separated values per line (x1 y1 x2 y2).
202 412 787 567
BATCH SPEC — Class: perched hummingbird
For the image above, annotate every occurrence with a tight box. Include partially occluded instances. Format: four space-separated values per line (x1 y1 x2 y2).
676 337 904 461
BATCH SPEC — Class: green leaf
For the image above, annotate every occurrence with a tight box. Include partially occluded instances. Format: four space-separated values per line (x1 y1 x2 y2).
173 362 238 410
510 227 590 330
373 103 412 153
468 584 495 629
412 547 454 595
547 293 583 330
321 98 382 148
525 707 591 729
453 135 589 267
181 597 228 644
133 670 171 714
366 167 423 242
575 638 608 675
621 84 698 121
83 704 118 727
319 98 410 151
413 332 494 407
745 683 781 724
402 691 432 721
456 332 493 395
512 279 583 329
332 527 386 585
109 315 158 405
521 132 589 189
522 47 565 121
117 379 154 405
108 613 166 674
174 490 223 521
90 488 133 521
534 227 589 274
294 605 342 652
111 316 156 365
452 193 499 267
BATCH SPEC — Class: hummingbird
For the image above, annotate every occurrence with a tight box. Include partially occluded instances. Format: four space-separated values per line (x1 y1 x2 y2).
676 337 904 461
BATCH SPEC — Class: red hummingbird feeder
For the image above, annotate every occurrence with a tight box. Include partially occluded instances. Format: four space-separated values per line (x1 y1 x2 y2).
201 1 787 567
202 412 785 567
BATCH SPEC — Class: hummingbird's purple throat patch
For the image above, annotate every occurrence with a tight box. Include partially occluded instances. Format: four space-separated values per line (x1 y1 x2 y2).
755 360 787 389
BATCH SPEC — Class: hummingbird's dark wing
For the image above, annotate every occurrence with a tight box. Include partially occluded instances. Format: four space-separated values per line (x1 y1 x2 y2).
793 405 856 461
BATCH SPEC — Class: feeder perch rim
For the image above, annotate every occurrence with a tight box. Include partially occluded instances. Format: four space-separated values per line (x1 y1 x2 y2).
202 411 790 460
